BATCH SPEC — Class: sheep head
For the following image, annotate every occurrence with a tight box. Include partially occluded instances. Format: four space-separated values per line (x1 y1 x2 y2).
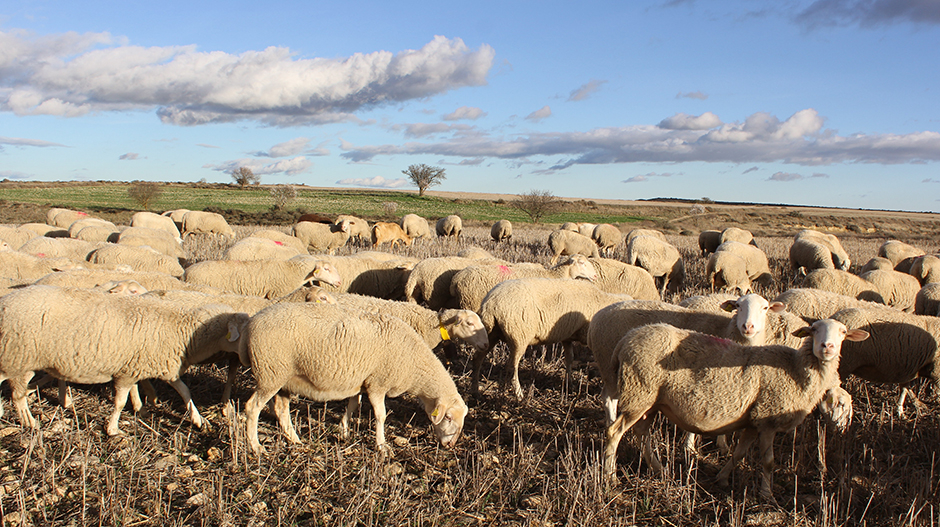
793 319 869 363
427 395 468 449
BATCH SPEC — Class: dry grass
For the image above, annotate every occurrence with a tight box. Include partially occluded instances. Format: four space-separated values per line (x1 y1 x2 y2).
2 225 939 526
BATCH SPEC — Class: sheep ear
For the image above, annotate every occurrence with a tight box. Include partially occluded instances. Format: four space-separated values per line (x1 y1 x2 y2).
793 326 812 338
769 302 787 313
719 300 737 312
226 321 241 342
430 404 446 425
846 329 869 342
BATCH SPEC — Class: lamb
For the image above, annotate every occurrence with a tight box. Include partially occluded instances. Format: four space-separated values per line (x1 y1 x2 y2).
915 283 940 316
859 256 895 274
292 220 351 254
247 229 308 253
223 237 303 261
88 244 185 277
547 229 600 265
714 241 773 288
47 209 90 229
181 210 236 239
242 302 467 455
491 220 513 242
602 320 868 502
772 288 888 321
451 255 599 312
310 254 415 300
117 227 185 258
405 256 503 309
477 277 632 398
625 228 666 245
860 269 920 312
399 214 432 239
371 222 413 249
0 226 38 250
802 269 884 303
592 224 622 256
909 255 940 285
625 235 685 294
587 257 660 300
333 215 370 242
19 236 98 262
130 211 182 240
705 251 752 294
183 256 342 299
436 215 462 238
719 226 756 247
0 285 249 435
795 230 850 271
878 240 925 273
698 230 722 257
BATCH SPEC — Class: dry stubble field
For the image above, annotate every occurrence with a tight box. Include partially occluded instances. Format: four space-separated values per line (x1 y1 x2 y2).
0 201 938 526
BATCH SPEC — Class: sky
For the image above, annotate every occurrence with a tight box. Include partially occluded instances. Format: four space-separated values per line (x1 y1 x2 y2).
2 0 940 212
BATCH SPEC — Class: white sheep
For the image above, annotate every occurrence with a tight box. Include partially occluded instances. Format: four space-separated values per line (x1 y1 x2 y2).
19 236 98 262
878 240 925 273
625 228 666 245
789 238 839 275
602 319 868 502
591 224 622 256
371 222 413 249
491 220 513 242
118 227 185 258
161 208 191 230
909 254 940 286
456 247 494 259
802 269 884 303
914 283 940 316
88 244 185 277
588 257 660 301
222 237 303 261
859 256 895 274
697 230 722 257
677 292 740 313
183 256 342 299
705 251 752 295
562 222 597 237
131 211 182 240
0 285 249 435
307 254 416 300
181 210 236 239
547 229 600 265
34 268 190 291
719 226 756 247
795 230 850 271
47 209 91 229
436 215 463 238
772 288 888 321
0 250 80 280
860 269 921 312
714 241 773 289
0 226 38 250
625 235 685 294
247 229 308 252
73 225 121 243
399 214 432 239
242 302 467 455
19 223 67 238
292 220 351 254
451 255 599 312
405 256 502 309
67 217 116 239
334 214 370 242
477 277 632 398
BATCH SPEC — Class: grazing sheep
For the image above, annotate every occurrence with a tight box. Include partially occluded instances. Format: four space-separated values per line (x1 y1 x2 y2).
117 227 185 258
371 222 413 249
181 210 236 239
130 211 182 240
592 224 622 256
161 209 191 227
714 241 773 288
602 320 868 502
456 247 493 259
436 215 463 238
548 229 600 265
19 223 67 238
0 226 38 250
878 240 925 273
183 256 341 299
88 244 185 277
399 214 432 239
909 255 940 286
491 220 513 242
803 269 884 303
477 277 632 398
48 209 90 229
560 222 578 231
302 254 415 300
698 230 722 257
795 230 850 271
588 257 660 301
915 283 940 316
405 256 502 309
719 227 755 246
790 238 840 274
334 215 371 242
625 228 666 245
706 251 752 295
678 293 740 313
223 237 304 261
563 222 597 237
0 250 79 280
34 268 189 291
860 269 921 312
19 236 98 262
625 235 685 294
73 225 120 243
247 229 308 252
773 288 888 322
451 255 598 312
292 220 351 254
859 256 895 274
0 285 249 435
242 303 467 455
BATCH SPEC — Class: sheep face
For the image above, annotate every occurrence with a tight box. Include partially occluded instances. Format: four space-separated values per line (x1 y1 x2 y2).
566 254 599 282
303 286 338 304
427 397 468 448
722 294 785 343
793 319 869 363
440 309 489 351
308 262 342 288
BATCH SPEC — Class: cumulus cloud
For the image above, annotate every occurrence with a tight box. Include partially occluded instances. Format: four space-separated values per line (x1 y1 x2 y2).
254 137 311 158
1 31 495 127
623 175 648 183
768 172 804 181
568 80 607 102
119 153 139 160
443 106 486 121
676 91 708 100
795 0 940 28
0 136 66 147
203 156 312 176
658 112 723 130
525 105 552 122
335 175 409 188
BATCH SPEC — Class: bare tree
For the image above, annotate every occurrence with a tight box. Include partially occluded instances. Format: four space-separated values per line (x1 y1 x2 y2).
402 164 446 196
127 181 163 210
232 167 260 188
513 189 559 223
270 185 297 210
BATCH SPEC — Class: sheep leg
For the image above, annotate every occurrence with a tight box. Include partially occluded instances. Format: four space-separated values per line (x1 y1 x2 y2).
340 395 361 440
716 427 757 488
138 379 157 405
716 434 730 456
470 347 491 396
681 432 699 455
366 391 392 458
107 381 134 436
603 411 645 483
10 372 37 429
600 381 619 426
168 378 204 429
221 356 240 403
508 342 527 400
271 393 300 444
57 379 73 409
632 415 663 473
244 388 280 455
758 430 779 504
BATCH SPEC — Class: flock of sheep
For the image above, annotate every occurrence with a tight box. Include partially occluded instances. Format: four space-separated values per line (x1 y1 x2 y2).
0 208 938 504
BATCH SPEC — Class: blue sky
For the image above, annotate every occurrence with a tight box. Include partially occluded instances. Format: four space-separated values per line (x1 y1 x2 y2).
2 0 939 212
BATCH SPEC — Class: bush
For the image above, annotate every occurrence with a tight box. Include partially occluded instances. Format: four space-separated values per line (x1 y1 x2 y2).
127 181 162 210
270 185 297 210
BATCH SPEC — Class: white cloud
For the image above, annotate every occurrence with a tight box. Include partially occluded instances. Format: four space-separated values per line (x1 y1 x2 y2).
119 152 139 160
568 80 607 102
335 175 409 188
623 175 648 183
254 137 311 158
204 156 312 176
0 136 66 147
1 31 495 127
397 122 474 138
768 172 804 181
0 170 31 180
658 112 722 130
443 106 486 121
525 105 552 122
676 91 708 100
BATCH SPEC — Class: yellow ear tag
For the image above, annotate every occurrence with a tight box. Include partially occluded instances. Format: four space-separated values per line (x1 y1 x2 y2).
439 326 451 341
431 408 439 418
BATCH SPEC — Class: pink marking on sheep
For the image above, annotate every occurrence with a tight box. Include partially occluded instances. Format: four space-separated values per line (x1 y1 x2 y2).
498 265 512 277
274 241 283 246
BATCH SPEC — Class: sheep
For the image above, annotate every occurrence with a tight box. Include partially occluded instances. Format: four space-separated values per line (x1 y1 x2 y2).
772 288 888 321
878 240 925 273
181 210 236 239
183 256 342 299
592 224 621 256
802 269 884 303
48 209 90 229
562 222 597 237
457 247 493 259
34 268 190 292
247 229 308 252
0 285 250 435
436 215 462 238
548 229 600 265
19 236 99 262
719 226 756 247
909 255 940 286
860 269 921 312
560 222 578 231
88 244 185 277
451 255 599 312
602 320 868 502
305 254 415 300
117 227 185 259
405 256 501 309
678 293 740 313
73 225 120 243
161 208 190 230
859 256 895 274
334 214 370 242
625 228 666 245
131 211 182 240
68 218 117 239
0 226 38 250
698 230 722 257
790 238 839 275
477 277 632 398
714 241 773 289
795 230 850 271
0 250 79 280
588 257 660 301
915 283 940 316
831 307 940 417
19 223 68 238
399 214 432 239
706 251 752 295
625 235 685 294
222 237 303 261
371 222 413 249
292 220 351 254
242 302 467 455
491 220 513 242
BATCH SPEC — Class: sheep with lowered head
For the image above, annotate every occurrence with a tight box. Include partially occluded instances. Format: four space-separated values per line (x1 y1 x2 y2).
719 226 757 247
0 226 38 250
242 302 468 455
878 240 925 273
247 229 308 252
706 250 752 295
405 256 504 309
548 229 600 265
803 268 884 303
223 236 304 261
118 227 185 259
181 210 236 239
0 285 249 435
714 241 773 289
0 250 81 280
184 256 342 299
399 214 432 239
859 256 895 274
47 209 90 229
371 222 413 249
310 254 415 300
334 215 370 242
592 224 621 256
909 255 940 286
436 215 463 238
698 230 722 257
626 235 685 294
860 269 921 312
625 228 666 245
915 283 940 316
19 236 99 262
130 211 182 241
88 244 185 277
602 319 868 502
795 230 850 271
491 220 513 242
292 220 351 254
773 288 889 322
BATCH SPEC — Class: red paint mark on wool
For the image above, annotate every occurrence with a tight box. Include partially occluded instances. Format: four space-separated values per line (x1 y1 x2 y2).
498 265 511 277
36 253 46 258
274 241 283 245
703 334 733 346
